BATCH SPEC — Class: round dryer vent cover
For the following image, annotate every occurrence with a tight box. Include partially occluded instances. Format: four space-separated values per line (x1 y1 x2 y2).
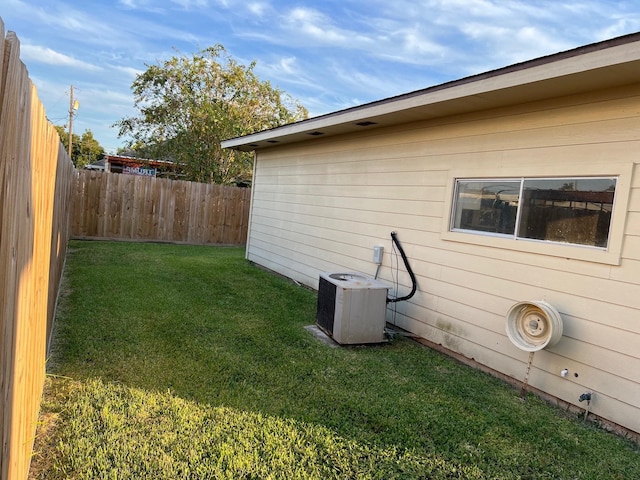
506 301 563 352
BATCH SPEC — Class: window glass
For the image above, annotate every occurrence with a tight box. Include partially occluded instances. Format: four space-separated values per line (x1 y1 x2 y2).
518 178 616 247
452 177 616 249
452 180 520 235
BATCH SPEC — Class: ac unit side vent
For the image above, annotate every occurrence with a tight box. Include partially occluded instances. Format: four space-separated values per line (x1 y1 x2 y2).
316 276 337 335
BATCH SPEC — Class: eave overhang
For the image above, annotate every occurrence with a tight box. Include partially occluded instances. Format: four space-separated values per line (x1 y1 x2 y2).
221 32 640 152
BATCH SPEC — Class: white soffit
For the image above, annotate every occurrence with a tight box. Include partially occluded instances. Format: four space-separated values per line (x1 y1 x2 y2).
222 33 640 152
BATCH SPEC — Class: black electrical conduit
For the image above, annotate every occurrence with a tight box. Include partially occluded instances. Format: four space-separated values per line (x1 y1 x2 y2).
387 231 417 304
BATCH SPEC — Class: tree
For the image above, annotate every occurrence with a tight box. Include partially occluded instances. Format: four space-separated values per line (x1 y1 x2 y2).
115 45 308 184
55 126 105 168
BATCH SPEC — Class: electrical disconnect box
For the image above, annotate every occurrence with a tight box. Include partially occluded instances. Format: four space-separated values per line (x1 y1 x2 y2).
373 246 384 264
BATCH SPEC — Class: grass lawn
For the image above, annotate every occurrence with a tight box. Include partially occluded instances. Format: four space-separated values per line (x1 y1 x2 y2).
32 240 639 479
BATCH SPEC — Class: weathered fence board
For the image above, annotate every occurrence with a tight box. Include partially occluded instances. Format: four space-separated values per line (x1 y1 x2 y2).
0 19 75 480
72 170 251 245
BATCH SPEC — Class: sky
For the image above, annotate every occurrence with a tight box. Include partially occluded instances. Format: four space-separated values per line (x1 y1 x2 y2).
3 0 640 154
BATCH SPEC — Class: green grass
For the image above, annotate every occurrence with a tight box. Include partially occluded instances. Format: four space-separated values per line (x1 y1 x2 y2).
33 240 640 479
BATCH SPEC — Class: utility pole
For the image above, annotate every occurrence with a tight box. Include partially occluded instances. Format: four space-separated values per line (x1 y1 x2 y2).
68 85 79 161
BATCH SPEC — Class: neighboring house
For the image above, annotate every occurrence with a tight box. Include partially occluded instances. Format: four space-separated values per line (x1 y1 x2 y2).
222 34 640 437
83 158 107 171
87 154 180 177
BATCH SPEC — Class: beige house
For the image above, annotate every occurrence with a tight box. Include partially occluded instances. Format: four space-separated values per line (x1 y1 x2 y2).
222 34 640 436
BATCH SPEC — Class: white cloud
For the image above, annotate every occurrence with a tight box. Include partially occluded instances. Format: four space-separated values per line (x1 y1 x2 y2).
280 7 374 48
430 0 512 18
118 0 166 14
332 67 399 97
286 8 346 42
247 2 269 16
111 65 145 79
81 87 135 114
256 56 314 90
170 0 209 9
458 20 573 67
395 28 449 59
596 14 640 41
276 57 297 75
21 45 103 72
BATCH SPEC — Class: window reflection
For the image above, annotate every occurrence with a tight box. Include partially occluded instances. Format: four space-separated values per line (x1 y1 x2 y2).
453 180 520 234
518 178 615 247
452 177 616 249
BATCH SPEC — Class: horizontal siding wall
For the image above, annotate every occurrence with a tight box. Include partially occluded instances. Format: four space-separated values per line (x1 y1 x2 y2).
247 84 640 435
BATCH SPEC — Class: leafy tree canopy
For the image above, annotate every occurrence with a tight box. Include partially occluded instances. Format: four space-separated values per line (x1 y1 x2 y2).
115 45 308 184
55 126 105 169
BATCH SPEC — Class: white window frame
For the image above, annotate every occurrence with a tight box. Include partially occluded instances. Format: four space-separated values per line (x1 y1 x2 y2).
441 164 633 266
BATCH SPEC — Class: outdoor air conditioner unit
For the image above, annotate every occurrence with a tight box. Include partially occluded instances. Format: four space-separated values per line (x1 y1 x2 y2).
316 272 390 344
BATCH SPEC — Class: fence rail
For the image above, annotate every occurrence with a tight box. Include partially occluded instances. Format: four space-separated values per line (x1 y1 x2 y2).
72 170 251 245
0 19 75 480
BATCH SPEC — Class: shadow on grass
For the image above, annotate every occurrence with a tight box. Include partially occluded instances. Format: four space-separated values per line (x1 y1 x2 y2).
37 240 640 479
34 377 479 479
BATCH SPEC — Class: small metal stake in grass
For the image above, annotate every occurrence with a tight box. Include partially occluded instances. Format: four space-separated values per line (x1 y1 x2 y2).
520 351 535 399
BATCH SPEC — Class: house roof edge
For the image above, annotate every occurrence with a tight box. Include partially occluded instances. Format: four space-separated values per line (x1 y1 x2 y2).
222 31 640 151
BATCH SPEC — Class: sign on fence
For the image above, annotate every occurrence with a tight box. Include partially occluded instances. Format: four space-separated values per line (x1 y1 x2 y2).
123 165 157 176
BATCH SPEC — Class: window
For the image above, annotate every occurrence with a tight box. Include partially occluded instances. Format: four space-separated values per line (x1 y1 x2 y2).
451 177 617 249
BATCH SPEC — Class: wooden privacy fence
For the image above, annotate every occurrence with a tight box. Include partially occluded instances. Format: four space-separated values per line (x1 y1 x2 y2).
1 15 251 479
72 170 251 245
0 19 75 480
